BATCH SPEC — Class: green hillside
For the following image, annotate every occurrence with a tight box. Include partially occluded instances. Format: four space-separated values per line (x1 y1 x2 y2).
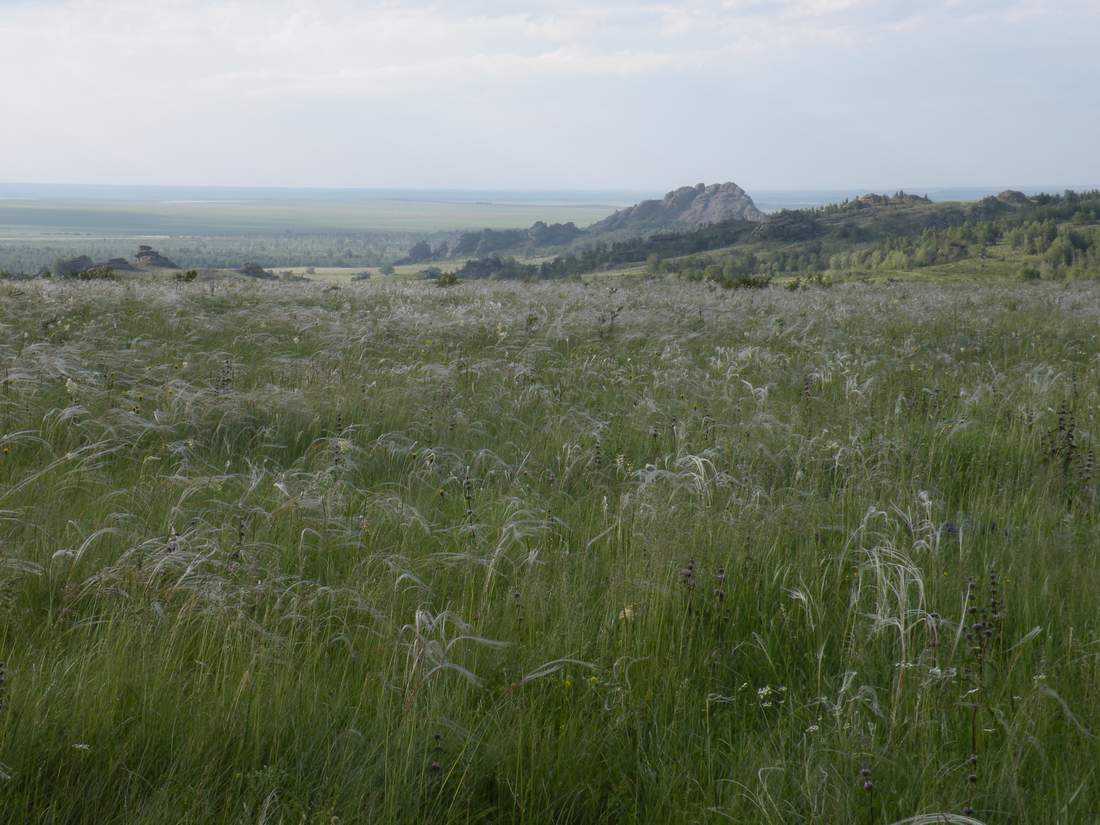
448 190 1100 285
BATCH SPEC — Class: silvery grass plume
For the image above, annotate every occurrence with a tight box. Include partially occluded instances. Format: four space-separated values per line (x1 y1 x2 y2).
854 500 939 715
400 607 509 712
887 817 988 825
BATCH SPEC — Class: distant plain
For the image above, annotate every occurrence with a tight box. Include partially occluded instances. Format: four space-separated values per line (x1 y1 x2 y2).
3 184 1091 239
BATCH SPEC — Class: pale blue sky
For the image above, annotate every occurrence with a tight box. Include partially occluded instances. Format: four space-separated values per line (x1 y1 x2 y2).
1 0 1097 191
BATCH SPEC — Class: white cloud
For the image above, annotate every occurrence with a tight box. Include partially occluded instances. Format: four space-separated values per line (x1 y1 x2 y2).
0 0 1084 101
0 0 1096 188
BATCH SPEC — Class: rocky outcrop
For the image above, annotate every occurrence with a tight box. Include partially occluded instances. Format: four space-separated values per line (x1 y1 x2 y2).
102 257 137 271
395 183 760 265
238 263 274 279
134 245 180 269
590 183 765 233
55 255 141 276
52 255 96 277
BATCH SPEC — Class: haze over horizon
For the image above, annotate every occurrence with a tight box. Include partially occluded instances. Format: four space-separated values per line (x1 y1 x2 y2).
2 0 1098 192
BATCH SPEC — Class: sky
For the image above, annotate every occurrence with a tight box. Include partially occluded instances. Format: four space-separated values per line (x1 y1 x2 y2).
1 0 1098 191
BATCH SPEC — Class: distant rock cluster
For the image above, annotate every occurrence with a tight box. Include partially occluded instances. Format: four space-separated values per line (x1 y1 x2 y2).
842 192 932 210
52 246 178 277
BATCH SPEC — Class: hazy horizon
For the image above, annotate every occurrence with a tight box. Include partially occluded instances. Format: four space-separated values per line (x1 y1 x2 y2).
2 1 1098 191
3 181 1098 210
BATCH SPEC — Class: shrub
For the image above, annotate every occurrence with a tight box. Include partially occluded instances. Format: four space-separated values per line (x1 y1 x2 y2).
73 266 116 281
1018 265 1041 281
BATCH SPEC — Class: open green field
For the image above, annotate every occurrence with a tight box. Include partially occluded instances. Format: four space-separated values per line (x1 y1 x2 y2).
0 198 616 237
285 263 471 283
2 275 1099 823
0 193 620 274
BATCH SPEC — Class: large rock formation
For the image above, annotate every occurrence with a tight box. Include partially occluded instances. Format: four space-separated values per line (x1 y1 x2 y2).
395 183 761 265
590 182 765 233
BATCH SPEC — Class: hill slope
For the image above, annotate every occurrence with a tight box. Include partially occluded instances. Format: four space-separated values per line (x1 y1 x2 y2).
448 189 1100 283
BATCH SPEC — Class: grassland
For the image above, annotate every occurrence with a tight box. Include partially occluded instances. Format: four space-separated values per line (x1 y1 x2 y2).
0 197 617 236
2 274 1099 824
0 193 621 274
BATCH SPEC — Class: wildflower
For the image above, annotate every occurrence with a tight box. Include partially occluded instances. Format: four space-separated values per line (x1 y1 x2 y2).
563 676 574 690
680 559 696 590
